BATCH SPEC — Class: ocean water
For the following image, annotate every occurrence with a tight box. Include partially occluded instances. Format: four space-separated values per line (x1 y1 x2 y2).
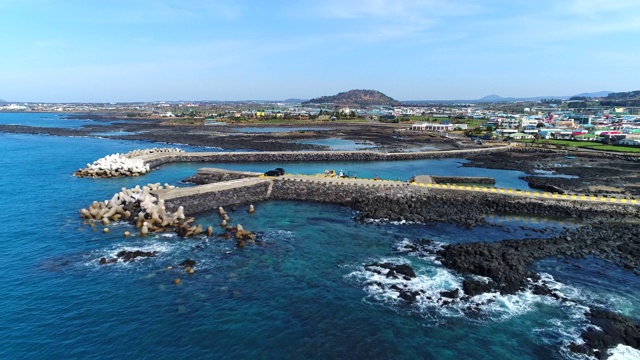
0 112 126 128
1 113 639 359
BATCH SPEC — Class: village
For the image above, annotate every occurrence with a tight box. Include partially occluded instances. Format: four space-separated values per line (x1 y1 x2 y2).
2 97 640 147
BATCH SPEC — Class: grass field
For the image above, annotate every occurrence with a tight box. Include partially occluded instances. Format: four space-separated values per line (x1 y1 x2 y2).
517 139 640 153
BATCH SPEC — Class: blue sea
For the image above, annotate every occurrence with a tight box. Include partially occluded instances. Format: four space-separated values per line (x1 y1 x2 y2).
1 113 639 359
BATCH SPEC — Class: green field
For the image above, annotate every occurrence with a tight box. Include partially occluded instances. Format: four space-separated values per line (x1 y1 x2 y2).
518 139 640 153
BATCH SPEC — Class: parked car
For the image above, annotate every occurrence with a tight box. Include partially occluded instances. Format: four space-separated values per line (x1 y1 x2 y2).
264 167 285 176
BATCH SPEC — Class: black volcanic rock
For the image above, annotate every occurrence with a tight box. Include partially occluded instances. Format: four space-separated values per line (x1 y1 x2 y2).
437 222 640 295
569 308 640 359
116 250 157 262
179 258 196 267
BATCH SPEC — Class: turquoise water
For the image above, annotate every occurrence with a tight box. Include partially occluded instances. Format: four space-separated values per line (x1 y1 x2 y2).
181 160 530 189
1 113 639 359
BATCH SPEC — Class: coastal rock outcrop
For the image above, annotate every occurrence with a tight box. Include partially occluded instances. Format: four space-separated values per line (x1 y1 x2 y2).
570 308 640 359
99 250 157 265
437 221 640 295
432 222 640 357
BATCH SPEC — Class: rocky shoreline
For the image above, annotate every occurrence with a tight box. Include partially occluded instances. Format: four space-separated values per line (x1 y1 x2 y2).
0 114 475 152
435 221 640 359
465 148 640 197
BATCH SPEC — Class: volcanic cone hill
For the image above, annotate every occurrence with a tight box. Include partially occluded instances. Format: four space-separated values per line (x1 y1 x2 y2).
303 89 400 107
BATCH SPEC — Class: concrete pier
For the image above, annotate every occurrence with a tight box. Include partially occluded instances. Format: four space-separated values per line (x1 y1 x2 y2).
134 145 513 173
150 169 639 228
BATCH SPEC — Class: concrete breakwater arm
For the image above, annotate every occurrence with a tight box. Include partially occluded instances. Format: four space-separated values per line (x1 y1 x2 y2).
75 144 513 178
73 147 185 178
82 169 638 239
155 166 640 224
268 177 640 227
153 177 273 215
141 146 512 168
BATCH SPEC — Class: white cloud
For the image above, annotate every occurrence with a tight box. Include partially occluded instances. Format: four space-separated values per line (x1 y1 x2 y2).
314 0 482 19
562 0 640 17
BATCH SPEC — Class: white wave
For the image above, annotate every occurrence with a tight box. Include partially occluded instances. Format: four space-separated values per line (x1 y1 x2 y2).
259 229 294 243
608 344 640 360
389 219 419 225
345 257 590 323
394 238 445 263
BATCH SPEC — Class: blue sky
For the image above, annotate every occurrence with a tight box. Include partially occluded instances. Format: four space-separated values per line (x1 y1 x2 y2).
2 0 640 102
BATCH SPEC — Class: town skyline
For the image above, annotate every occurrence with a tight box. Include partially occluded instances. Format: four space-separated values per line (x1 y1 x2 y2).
2 0 640 102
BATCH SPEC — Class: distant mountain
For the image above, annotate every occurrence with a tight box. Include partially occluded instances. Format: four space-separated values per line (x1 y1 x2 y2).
477 94 518 102
303 89 400 107
0 99 7 104
477 91 614 102
572 91 612 98
282 98 308 104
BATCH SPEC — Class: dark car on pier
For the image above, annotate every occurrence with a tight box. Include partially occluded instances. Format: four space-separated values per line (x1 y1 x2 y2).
264 168 285 176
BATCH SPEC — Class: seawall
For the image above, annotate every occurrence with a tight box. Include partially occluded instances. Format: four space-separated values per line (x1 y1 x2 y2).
139 146 512 170
270 178 638 227
153 178 272 215
155 170 640 227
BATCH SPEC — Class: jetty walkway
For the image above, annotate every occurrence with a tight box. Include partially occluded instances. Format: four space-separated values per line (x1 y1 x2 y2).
172 170 639 207
135 145 514 170
146 168 639 231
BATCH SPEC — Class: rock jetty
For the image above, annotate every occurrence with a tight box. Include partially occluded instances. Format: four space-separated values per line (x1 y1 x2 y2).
73 147 184 178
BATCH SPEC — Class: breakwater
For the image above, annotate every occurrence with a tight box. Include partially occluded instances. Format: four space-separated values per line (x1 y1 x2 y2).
269 177 639 227
154 178 272 215
413 175 496 185
74 147 185 178
75 145 512 178
183 168 262 184
151 170 640 226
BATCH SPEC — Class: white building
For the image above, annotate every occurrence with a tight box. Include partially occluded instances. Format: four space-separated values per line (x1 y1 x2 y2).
411 122 467 131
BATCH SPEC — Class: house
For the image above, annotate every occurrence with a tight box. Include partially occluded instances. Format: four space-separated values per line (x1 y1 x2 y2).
411 122 455 132
619 137 640 146
574 133 597 141
508 132 534 140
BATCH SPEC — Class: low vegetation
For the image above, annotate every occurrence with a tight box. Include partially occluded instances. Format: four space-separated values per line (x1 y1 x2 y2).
518 139 640 153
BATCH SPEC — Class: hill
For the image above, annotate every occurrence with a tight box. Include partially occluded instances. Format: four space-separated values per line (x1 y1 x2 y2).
282 98 308 104
605 90 640 100
303 89 400 107
599 90 640 106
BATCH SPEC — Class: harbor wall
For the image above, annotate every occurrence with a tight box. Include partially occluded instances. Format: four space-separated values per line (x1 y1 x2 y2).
184 168 262 184
268 178 639 226
161 167 640 225
143 147 511 169
163 181 272 215
430 176 495 185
